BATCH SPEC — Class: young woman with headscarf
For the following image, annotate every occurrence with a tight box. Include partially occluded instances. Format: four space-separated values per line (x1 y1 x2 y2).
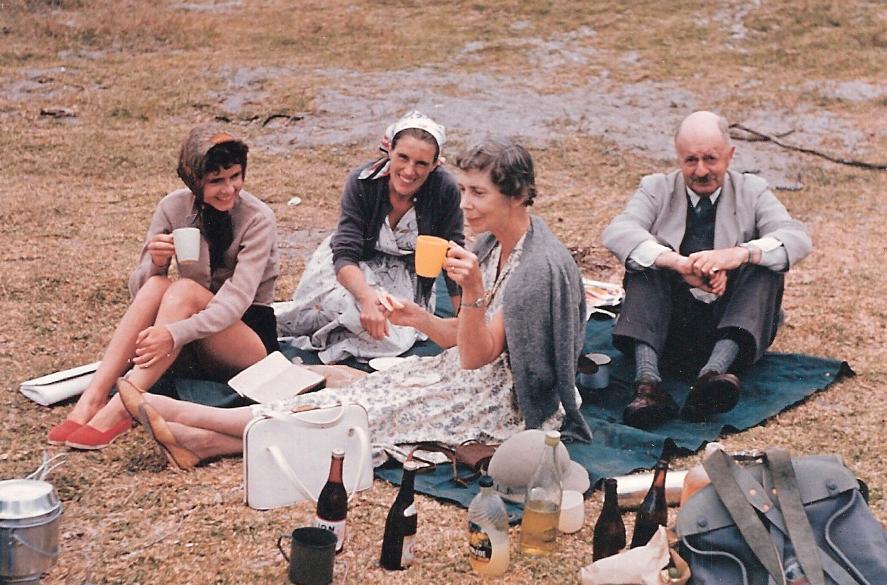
47 125 280 450
275 111 465 363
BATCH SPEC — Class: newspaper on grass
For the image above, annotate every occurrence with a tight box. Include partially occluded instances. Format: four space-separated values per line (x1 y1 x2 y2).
20 361 101 406
228 351 326 404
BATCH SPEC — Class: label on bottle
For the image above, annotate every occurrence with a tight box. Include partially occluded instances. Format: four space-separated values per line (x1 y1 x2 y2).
468 521 492 562
315 517 346 552
404 504 416 517
401 534 415 567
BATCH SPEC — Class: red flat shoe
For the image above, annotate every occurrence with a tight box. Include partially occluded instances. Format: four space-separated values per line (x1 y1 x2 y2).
65 418 132 450
47 420 83 445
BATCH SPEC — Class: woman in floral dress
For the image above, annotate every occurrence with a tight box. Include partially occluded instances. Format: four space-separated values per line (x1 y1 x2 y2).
275 111 464 363
119 138 592 471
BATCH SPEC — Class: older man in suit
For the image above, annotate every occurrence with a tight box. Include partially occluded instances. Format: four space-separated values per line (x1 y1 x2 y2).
603 111 812 429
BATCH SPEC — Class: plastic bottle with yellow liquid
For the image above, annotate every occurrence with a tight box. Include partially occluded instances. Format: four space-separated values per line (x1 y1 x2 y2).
467 475 510 576
519 430 563 556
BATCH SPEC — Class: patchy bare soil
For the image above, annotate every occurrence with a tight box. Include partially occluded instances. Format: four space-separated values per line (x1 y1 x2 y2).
1 1 885 583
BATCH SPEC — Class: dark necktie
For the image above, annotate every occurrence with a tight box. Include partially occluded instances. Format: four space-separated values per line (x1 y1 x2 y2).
695 196 713 217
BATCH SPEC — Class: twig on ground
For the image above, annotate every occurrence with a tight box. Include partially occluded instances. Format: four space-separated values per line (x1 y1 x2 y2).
729 123 887 170
731 128 795 142
262 113 304 127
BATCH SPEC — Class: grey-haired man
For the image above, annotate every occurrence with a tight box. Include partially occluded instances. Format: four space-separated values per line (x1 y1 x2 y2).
603 111 812 429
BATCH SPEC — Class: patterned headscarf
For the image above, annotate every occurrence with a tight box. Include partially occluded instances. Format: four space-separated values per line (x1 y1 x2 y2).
176 124 249 200
176 125 248 272
359 111 446 180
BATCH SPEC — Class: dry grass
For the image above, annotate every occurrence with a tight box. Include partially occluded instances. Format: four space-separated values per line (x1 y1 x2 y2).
1 0 885 583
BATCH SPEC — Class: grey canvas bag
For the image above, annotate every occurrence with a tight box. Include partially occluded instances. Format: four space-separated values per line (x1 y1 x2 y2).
677 448 887 585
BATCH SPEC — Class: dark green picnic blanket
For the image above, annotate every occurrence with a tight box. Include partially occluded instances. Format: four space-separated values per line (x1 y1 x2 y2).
373 315 851 512
151 282 851 512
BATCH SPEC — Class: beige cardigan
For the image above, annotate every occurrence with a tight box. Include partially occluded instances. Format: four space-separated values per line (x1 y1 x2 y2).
128 188 279 349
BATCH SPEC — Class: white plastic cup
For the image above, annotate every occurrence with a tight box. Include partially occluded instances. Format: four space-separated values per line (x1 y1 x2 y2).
558 490 585 533
173 227 200 264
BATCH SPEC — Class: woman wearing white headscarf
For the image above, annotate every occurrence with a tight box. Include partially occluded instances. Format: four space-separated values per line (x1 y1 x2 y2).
276 111 464 363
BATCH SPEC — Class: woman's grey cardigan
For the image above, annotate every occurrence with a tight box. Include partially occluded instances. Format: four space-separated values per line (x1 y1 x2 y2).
474 215 593 442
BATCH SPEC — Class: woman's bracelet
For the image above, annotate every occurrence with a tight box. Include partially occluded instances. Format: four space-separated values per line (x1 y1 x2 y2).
460 297 486 309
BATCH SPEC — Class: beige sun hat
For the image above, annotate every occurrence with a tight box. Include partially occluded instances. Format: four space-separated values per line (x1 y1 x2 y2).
488 429 590 503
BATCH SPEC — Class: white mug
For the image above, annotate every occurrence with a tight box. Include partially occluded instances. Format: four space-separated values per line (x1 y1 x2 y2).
173 227 200 264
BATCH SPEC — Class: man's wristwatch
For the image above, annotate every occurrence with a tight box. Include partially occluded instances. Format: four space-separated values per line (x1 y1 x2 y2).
739 243 756 265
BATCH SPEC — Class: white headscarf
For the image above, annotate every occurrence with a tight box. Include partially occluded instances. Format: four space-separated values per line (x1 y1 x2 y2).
359 110 446 180
384 110 446 150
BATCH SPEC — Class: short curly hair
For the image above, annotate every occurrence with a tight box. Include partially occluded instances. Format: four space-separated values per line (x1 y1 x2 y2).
454 138 536 206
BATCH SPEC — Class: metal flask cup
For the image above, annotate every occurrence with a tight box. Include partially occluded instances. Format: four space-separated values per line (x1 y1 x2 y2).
277 526 337 585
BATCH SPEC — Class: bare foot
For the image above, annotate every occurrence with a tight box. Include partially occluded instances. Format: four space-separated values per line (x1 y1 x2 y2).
83 395 131 431
65 399 108 425
167 422 242 461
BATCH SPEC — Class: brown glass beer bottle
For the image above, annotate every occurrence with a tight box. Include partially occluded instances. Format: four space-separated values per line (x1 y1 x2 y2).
315 448 347 553
592 478 626 560
629 459 668 548
380 460 419 570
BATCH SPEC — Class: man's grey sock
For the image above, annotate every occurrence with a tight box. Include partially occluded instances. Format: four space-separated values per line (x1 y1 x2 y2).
700 338 740 376
635 342 662 384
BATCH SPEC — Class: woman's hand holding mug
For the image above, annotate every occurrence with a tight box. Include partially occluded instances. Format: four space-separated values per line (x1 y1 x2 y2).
147 233 175 268
444 242 483 300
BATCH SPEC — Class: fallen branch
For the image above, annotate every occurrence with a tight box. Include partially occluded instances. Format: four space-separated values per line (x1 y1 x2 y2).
729 123 887 171
731 128 795 142
262 113 304 127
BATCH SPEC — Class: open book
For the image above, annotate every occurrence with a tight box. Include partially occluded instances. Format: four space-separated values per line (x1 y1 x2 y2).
20 361 101 406
228 352 326 404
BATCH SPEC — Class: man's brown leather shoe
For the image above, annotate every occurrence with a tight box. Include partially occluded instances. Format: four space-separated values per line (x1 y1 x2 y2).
622 382 679 429
680 372 741 422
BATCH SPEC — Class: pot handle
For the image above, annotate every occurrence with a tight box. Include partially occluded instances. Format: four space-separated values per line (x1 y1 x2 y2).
12 533 59 559
277 534 290 562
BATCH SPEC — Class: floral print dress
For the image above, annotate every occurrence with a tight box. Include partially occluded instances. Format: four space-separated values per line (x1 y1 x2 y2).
256 235 567 466
275 208 434 364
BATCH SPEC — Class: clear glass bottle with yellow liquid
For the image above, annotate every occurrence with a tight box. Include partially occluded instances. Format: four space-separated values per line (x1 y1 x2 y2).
519 430 562 556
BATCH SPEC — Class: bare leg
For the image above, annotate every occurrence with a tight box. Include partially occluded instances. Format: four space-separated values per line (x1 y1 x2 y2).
86 279 267 431
167 422 244 460
143 393 255 437
65 276 171 425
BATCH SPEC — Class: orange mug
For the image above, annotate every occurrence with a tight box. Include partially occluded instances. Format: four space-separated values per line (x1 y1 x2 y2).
415 235 450 278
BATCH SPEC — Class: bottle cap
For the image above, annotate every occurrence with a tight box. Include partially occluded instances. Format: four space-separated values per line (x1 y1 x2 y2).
403 460 420 472
331 448 345 458
478 475 493 488
543 430 561 446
